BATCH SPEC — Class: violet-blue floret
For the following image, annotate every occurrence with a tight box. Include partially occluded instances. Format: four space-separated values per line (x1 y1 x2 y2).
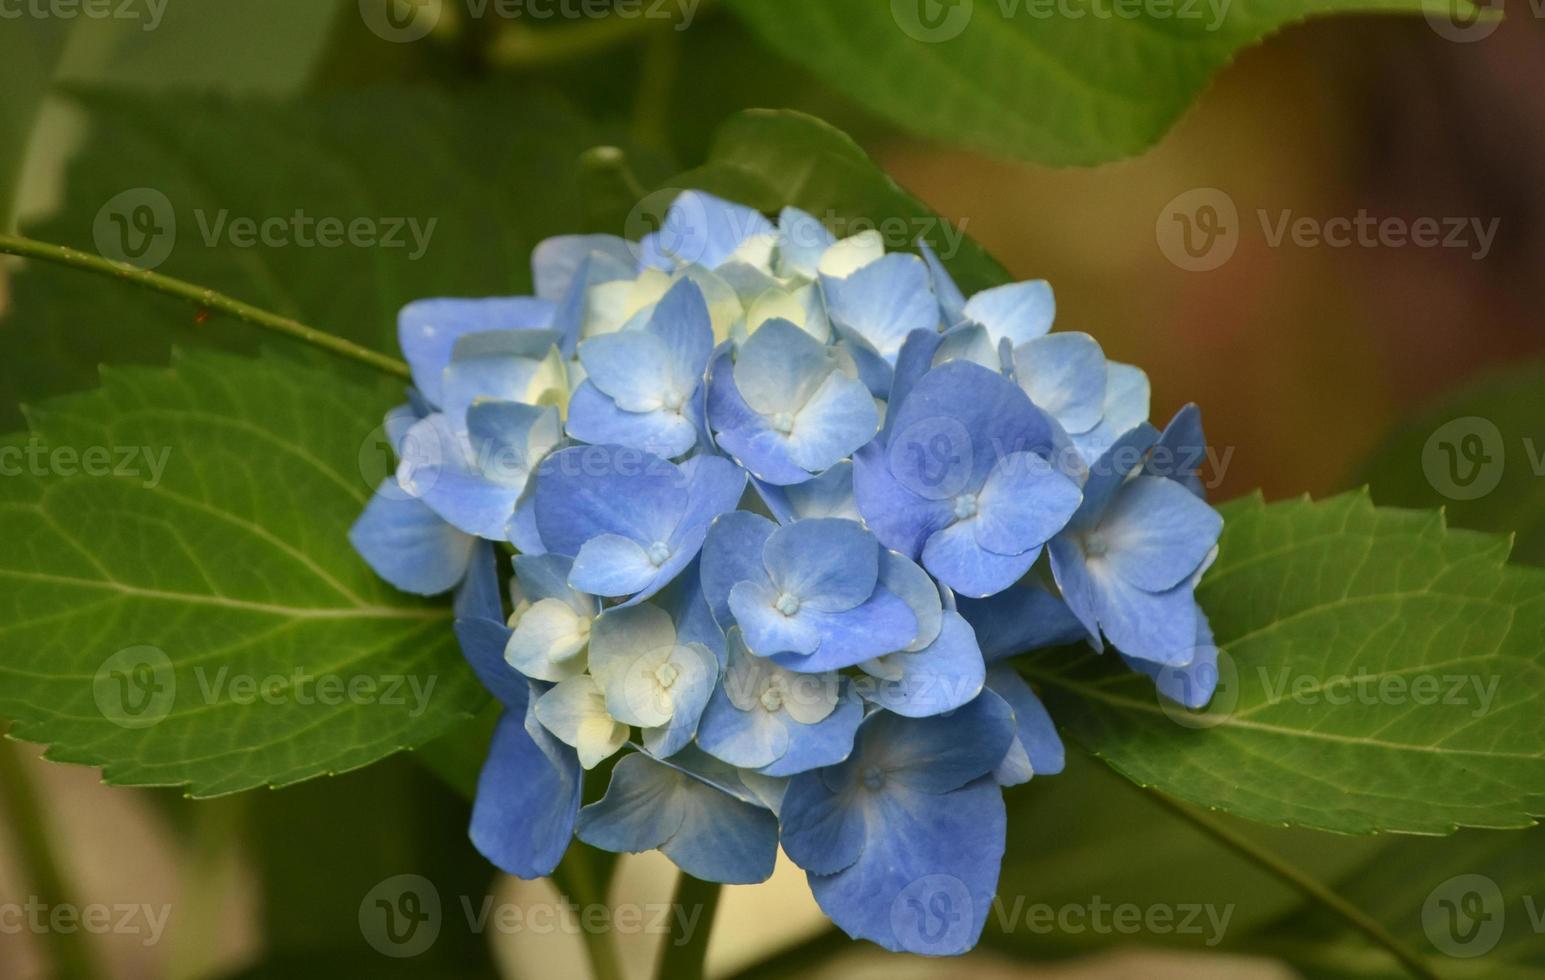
348 190 1225 955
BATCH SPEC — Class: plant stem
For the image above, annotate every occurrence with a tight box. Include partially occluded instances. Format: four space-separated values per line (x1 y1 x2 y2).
551 845 624 980
0 233 411 380
657 871 721 980
723 927 846 980
1143 789 1440 980
0 731 99 979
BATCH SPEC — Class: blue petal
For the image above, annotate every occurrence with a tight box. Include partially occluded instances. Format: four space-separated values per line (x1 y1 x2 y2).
823 253 938 362
439 328 565 425
566 381 700 459
654 190 775 270
805 777 1005 955
1086 563 1200 666
762 518 879 613
974 451 1082 558
643 278 715 394
779 772 866 875
714 420 816 486
455 539 504 624
856 611 985 718
350 482 476 596
761 690 863 777
985 666 1064 783
696 685 788 770
641 643 719 759
1145 403 1209 498
767 585 920 673
579 329 675 412
398 297 554 407
1074 422 1161 527
1071 361 1151 465
569 534 660 597
777 207 837 280
531 234 636 302
918 238 967 327
955 583 1089 662
881 329 944 441
576 751 778 884
921 520 1039 598
397 414 524 539
699 511 778 630
1123 603 1219 709
533 445 687 556
753 460 859 525
1101 476 1223 593
730 579 821 657
879 550 943 652
851 441 954 560
1011 332 1107 435
785 373 879 474
1047 535 1105 652
962 280 1054 347
513 554 593 611
861 690 1017 793
470 700 583 879
733 317 833 415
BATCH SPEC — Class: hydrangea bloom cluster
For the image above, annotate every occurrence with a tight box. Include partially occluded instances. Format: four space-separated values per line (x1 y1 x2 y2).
350 191 1223 955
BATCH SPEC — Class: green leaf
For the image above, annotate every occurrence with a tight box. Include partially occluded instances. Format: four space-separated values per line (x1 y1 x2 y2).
723 0 1486 166
1258 826 1545 977
1023 491 1545 834
1358 361 1545 566
664 108 1009 296
0 84 634 429
0 348 485 796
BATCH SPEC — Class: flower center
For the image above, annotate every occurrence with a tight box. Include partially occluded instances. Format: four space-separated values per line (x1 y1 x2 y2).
654 662 680 689
647 541 672 566
1082 531 1108 559
775 592 801 617
770 411 796 435
862 765 886 791
759 686 785 712
662 389 685 412
953 493 978 520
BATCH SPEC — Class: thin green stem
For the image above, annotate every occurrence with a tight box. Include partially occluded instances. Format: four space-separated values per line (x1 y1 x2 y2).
0 731 99 980
656 871 721 980
0 233 411 380
723 927 846 980
551 845 624 980
1143 789 1440 980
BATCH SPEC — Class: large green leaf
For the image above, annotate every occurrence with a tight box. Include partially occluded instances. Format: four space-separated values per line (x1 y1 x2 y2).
1023 491 1545 834
1359 361 1545 567
0 84 632 429
724 0 1485 166
0 348 485 796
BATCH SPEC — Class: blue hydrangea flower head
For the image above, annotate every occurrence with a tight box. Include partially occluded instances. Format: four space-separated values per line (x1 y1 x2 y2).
350 188 1229 957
